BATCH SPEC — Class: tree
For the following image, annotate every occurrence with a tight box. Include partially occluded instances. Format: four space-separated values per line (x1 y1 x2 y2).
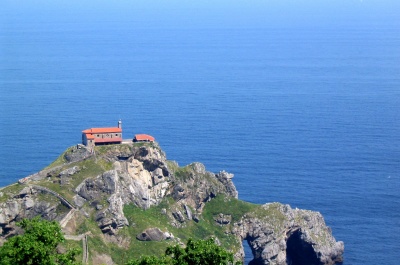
126 238 241 265
0 217 81 265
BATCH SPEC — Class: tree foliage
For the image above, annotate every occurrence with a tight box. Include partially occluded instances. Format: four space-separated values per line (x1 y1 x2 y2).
126 238 241 265
0 217 81 265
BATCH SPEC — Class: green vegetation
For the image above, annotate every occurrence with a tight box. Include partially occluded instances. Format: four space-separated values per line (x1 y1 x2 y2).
125 238 241 265
115 195 254 264
0 184 24 203
0 144 273 265
94 142 160 157
203 195 258 223
173 165 193 181
0 217 81 265
95 144 132 156
37 158 106 203
0 217 240 265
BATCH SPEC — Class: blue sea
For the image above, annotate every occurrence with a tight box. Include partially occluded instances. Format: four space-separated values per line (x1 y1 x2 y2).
1 1 399 264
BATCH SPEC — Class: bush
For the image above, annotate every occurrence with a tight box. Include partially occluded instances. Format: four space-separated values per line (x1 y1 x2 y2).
126 238 241 265
0 217 80 265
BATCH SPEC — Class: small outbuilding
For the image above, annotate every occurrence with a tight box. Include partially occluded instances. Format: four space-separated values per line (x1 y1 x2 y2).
134 134 155 142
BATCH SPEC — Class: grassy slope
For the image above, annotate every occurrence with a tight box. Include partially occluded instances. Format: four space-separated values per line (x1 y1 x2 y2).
111 195 259 264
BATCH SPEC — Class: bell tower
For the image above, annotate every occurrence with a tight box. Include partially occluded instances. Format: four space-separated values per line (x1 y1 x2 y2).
118 119 122 129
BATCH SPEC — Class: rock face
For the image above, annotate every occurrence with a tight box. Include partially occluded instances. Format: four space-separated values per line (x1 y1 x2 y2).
0 143 344 264
233 203 344 265
0 186 68 239
170 162 238 212
136 228 166 241
64 145 91 163
74 145 239 236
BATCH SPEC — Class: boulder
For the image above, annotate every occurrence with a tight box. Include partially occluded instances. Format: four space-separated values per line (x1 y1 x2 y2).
136 228 166 241
172 210 185 223
214 213 232 225
184 204 192 220
24 198 35 209
73 195 86 208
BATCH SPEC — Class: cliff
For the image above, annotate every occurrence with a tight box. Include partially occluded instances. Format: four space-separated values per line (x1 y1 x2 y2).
0 143 344 265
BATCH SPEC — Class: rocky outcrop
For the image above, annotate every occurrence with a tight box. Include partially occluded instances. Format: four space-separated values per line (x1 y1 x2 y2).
64 145 92 163
233 203 344 265
0 187 69 238
75 145 238 235
170 162 238 212
59 166 80 185
0 143 344 264
136 228 167 241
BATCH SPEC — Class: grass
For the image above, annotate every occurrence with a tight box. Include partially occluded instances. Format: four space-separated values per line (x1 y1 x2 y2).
36 158 107 203
60 238 84 263
95 144 132 156
0 184 25 203
76 214 101 235
116 195 254 263
1 143 282 264
202 195 258 223
251 203 289 234
173 165 193 181
132 141 162 152
165 160 179 173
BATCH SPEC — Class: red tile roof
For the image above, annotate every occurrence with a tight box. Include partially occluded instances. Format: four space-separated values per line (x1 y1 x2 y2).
82 127 122 134
86 134 95 140
135 134 155 142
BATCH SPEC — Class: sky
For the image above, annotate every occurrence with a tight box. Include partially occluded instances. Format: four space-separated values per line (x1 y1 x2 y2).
1 0 399 30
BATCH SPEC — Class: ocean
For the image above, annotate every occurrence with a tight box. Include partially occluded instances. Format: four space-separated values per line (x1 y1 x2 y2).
1 1 399 264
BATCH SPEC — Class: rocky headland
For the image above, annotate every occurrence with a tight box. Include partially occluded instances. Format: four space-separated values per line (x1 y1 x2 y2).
0 143 344 264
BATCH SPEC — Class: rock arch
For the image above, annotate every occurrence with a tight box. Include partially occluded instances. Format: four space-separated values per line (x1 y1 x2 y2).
233 203 344 265
286 229 320 265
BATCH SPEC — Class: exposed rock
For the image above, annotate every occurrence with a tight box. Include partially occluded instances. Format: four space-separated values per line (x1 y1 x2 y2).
233 203 344 265
77 170 117 201
214 213 232 225
64 146 91 163
59 166 80 177
215 171 238 198
184 204 192 220
193 214 200 223
136 227 167 241
164 231 174 239
170 162 238 212
172 210 185 223
0 189 69 235
18 187 32 197
59 166 80 185
24 198 35 209
172 185 185 201
152 168 166 185
91 252 114 265
73 195 86 208
113 161 122 171
0 143 344 265
6 201 20 218
0 212 6 225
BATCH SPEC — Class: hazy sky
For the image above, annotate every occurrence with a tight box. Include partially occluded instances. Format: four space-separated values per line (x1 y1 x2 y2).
2 0 399 29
